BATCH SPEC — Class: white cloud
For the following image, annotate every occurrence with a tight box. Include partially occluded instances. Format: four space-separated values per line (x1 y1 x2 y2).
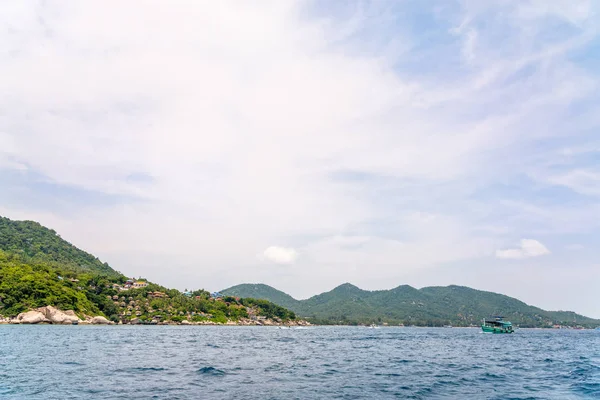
546 169 600 197
263 246 298 265
496 239 551 259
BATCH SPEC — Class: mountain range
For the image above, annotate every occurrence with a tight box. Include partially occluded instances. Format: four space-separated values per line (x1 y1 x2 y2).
222 283 600 328
2 215 597 328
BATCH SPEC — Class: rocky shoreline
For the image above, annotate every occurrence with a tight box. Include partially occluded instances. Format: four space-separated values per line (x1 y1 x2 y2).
0 306 311 326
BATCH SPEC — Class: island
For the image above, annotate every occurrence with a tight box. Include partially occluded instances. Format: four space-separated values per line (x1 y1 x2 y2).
0 216 304 326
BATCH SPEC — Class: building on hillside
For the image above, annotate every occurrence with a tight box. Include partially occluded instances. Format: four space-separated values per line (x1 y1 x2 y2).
133 281 148 288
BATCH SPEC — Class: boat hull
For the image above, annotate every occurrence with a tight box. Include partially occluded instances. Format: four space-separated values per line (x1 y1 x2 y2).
481 325 513 334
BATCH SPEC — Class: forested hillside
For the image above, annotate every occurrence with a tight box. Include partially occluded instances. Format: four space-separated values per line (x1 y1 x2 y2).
0 216 120 277
222 283 600 328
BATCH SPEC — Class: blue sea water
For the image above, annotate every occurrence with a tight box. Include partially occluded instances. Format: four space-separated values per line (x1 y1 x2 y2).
0 326 599 399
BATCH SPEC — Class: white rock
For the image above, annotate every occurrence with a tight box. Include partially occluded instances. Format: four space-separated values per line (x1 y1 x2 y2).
181 320 190 325
17 311 49 324
37 306 81 324
90 316 110 325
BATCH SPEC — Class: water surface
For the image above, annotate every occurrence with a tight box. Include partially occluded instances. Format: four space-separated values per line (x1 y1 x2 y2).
1 326 598 399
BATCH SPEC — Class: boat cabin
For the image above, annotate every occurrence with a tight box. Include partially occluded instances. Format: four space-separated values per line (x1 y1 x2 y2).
482 316 514 333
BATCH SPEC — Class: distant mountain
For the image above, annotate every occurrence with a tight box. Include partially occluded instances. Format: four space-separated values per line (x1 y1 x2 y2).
221 283 300 310
222 283 600 328
0 216 120 277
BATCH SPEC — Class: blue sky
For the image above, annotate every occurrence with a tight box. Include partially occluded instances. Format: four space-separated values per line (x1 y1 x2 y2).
1 0 599 317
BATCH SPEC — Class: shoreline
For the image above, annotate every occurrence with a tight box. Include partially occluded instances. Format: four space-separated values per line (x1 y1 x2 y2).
2 320 596 329
0 306 310 327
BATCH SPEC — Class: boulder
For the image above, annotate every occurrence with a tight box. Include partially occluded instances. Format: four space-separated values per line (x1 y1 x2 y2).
90 316 110 325
181 320 191 325
37 306 81 324
17 311 49 324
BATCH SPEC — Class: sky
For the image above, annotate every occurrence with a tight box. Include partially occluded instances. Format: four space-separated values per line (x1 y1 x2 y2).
1 1 600 318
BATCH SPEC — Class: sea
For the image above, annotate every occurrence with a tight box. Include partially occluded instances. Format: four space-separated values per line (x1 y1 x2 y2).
1 326 598 399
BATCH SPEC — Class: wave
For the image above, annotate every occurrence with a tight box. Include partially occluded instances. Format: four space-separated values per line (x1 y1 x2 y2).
197 367 226 376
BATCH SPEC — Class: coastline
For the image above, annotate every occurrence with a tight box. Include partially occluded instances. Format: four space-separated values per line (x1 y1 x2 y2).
0 306 310 327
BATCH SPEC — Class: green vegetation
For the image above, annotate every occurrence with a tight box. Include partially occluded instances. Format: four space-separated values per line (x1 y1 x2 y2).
236 297 296 321
219 284 300 310
0 216 297 324
222 283 600 328
0 216 120 277
0 250 100 316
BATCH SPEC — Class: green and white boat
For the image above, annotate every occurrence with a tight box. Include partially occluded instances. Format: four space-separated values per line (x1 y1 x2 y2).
481 316 514 334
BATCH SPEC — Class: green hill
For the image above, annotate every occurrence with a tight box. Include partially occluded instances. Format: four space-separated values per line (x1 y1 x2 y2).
0 216 297 324
0 216 120 277
222 283 600 328
221 283 300 310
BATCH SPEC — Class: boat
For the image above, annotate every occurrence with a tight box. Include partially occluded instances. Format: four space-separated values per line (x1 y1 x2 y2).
368 324 379 329
481 316 514 334
443 325 452 328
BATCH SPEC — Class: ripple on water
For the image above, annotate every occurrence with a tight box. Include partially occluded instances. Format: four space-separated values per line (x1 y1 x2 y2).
0 326 598 399
197 367 226 376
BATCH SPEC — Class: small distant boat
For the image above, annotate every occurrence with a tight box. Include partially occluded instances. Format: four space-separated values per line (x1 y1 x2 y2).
443 325 452 328
368 324 379 329
481 316 514 334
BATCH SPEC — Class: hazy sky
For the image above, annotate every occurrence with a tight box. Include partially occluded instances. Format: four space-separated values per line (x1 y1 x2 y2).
1 1 599 318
